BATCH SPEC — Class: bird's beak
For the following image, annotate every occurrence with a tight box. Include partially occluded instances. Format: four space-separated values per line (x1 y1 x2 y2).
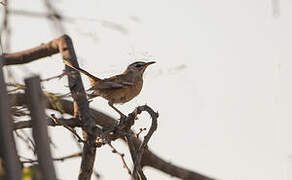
145 61 156 66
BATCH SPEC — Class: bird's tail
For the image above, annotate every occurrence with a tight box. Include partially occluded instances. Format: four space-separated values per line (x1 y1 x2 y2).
64 61 100 86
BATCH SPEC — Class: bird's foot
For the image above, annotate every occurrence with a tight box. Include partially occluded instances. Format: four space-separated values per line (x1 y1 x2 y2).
108 102 127 120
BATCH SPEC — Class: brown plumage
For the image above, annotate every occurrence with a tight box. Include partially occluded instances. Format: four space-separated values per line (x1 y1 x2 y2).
64 61 155 116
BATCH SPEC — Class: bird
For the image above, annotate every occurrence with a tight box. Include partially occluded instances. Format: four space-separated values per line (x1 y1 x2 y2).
64 61 156 116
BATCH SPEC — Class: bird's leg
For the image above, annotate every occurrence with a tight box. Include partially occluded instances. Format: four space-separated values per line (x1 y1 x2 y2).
108 102 127 119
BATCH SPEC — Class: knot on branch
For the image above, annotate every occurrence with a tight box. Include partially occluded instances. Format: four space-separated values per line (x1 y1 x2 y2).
99 105 158 180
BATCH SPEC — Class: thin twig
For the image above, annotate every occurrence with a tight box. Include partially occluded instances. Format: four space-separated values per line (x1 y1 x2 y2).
136 128 146 139
10 9 74 21
14 130 36 154
50 114 85 143
8 91 214 180
43 0 65 33
4 33 215 180
41 70 70 82
21 152 82 164
130 105 159 180
13 117 79 130
10 106 29 117
108 143 132 176
6 82 25 93
54 152 82 161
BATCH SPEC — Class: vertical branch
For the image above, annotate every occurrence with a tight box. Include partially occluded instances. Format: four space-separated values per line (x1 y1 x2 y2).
43 0 65 34
128 105 158 180
1 0 20 83
271 0 280 17
58 35 101 180
0 56 21 180
0 0 10 52
1 35 214 180
58 35 99 135
25 76 57 180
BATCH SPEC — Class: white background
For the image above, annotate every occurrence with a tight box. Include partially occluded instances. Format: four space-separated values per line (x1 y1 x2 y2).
2 0 292 179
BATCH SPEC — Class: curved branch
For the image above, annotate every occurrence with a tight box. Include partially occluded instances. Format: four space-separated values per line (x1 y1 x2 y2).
131 105 158 180
4 35 214 180
3 38 59 65
9 92 214 180
4 35 101 180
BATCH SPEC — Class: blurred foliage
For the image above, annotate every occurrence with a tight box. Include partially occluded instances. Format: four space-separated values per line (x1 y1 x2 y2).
22 165 42 180
44 91 65 114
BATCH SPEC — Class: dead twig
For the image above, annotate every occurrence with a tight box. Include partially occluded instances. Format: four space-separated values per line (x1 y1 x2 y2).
43 0 65 33
50 114 85 143
14 130 36 154
13 117 78 130
131 105 159 180
136 128 146 139
21 152 82 164
0 19 214 178
6 82 25 93
108 143 132 176
10 9 74 21
41 70 70 82
9 91 214 180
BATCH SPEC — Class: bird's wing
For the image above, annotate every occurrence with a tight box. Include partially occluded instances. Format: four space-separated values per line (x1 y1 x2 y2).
88 81 134 90
88 75 134 90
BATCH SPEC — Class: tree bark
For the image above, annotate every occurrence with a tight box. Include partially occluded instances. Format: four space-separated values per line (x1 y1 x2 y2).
9 92 215 180
4 35 215 180
4 35 100 180
25 76 57 180
0 57 21 180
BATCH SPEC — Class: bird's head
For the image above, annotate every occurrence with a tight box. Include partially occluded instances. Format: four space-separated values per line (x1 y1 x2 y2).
124 61 156 77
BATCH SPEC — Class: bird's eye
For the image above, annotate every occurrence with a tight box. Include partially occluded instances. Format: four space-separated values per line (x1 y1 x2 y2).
135 64 143 68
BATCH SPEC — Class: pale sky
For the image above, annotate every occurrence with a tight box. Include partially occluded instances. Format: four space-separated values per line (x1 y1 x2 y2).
2 0 292 179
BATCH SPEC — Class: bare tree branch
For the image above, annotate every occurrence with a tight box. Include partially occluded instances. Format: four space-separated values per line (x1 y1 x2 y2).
3 35 101 180
130 106 158 180
108 143 132 177
13 117 78 130
58 35 100 180
14 130 35 153
0 56 21 180
3 38 59 65
21 152 82 164
43 0 65 34
136 128 147 139
0 0 10 52
9 92 214 180
25 76 57 180
50 114 85 143
41 70 70 82
10 9 74 22
3 34 215 180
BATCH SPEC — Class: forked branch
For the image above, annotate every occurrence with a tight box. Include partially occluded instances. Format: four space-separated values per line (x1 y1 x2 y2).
4 35 215 180
4 35 100 180
130 106 158 180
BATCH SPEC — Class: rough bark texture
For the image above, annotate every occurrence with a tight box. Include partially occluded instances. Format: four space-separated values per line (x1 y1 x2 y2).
25 76 57 180
4 35 100 180
57 35 99 180
3 40 59 65
0 57 21 180
9 92 214 180
4 35 215 180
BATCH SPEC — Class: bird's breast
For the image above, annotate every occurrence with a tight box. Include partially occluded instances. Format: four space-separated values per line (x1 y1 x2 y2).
101 81 143 104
